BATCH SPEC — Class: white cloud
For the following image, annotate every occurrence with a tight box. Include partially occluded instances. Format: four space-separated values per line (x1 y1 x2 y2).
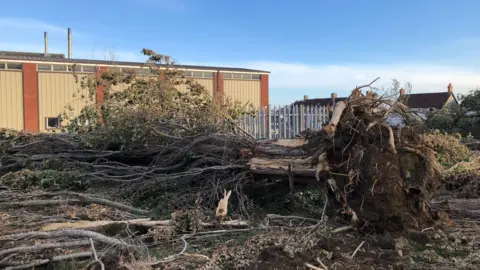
246 61 480 92
190 60 480 104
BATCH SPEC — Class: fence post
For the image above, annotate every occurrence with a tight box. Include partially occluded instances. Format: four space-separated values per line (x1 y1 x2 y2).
299 104 304 132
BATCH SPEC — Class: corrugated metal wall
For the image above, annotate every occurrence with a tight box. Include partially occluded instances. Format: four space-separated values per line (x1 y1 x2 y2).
224 80 261 108
38 72 94 132
0 71 24 130
176 78 214 96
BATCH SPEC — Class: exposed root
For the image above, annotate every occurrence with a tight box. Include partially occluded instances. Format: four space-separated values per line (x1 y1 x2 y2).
323 101 347 134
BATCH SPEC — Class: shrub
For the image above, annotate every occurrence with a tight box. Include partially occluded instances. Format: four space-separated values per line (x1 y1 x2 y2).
420 129 472 168
62 49 255 150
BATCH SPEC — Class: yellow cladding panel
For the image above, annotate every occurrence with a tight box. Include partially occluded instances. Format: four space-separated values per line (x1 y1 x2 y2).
38 72 95 132
176 79 214 96
224 80 261 109
0 71 24 130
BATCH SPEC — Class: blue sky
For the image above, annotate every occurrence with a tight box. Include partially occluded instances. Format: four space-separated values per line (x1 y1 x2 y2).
1 0 480 104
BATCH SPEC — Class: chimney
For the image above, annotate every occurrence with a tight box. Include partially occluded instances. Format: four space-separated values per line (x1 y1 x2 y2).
68 28 72 59
303 95 308 100
448 83 453 93
331 92 337 105
399 88 405 96
44 32 48 55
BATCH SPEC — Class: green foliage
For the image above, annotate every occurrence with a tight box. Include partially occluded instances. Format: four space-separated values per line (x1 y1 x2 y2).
0 169 82 190
426 108 461 132
426 88 480 137
459 88 480 113
420 130 472 168
62 49 254 151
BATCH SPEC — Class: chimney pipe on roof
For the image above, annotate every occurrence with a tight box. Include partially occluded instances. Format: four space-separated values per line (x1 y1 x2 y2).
331 92 337 106
303 95 308 100
448 83 453 93
44 32 48 55
68 28 72 59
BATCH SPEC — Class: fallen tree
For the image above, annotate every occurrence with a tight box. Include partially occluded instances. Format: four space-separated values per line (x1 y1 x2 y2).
0 50 476 268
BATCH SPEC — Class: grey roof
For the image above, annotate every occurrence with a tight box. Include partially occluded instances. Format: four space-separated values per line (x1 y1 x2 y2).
293 97 347 107
398 92 454 109
0 51 270 73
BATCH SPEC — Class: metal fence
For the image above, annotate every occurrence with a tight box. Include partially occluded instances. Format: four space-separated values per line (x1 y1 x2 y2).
237 105 329 139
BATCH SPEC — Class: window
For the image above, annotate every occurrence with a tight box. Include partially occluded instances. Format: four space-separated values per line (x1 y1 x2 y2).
192 71 203 78
38 64 52 71
183 71 192 77
52 65 68 71
222 72 261 80
6 63 22 70
241 74 252 80
0 63 5 69
46 117 61 129
81 65 95 73
202 72 214 78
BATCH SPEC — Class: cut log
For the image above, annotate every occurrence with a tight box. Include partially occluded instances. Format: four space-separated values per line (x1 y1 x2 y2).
431 198 480 219
247 157 316 177
40 218 249 232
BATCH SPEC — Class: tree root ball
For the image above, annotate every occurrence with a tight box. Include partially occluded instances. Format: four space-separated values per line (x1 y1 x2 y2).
317 126 450 232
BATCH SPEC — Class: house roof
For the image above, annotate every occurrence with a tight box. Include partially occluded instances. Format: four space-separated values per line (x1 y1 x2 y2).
293 97 347 107
0 51 270 74
398 92 453 109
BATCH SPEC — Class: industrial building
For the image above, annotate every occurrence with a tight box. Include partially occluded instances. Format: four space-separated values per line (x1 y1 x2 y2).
0 30 270 133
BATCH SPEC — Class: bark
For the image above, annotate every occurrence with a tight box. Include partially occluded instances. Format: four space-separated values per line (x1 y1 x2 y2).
431 198 480 219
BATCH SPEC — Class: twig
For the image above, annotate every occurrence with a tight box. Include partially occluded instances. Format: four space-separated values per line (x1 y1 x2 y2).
352 77 381 91
266 214 320 223
88 238 105 270
0 240 90 257
421 227 434 232
331 225 354 234
321 191 328 222
305 262 325 270
316 257 328 270
4 252 95 270
349 241 365 259
151 234 190 266
181 253 210 260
